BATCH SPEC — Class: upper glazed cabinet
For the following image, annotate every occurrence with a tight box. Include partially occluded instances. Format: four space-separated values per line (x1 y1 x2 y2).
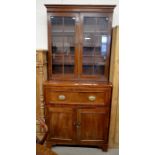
46 5 114 81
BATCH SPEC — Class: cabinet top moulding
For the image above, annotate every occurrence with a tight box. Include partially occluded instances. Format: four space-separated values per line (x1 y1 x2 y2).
44 5 116 13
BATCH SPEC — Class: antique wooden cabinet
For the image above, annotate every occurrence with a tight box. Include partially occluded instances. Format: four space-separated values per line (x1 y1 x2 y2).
44 5 115 151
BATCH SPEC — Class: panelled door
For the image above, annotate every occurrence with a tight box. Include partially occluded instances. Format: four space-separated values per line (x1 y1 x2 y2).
46 107 76 143
77 108 110 145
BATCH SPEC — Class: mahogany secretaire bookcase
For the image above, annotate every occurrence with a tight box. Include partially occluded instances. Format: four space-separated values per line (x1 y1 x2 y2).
43 5 115 151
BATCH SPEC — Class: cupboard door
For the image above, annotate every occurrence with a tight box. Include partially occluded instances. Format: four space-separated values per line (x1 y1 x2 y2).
48 13 79 78
80 13 112 80
77 108 110 144
47 107 76 143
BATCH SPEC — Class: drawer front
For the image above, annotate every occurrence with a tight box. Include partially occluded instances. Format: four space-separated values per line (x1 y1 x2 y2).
75 92 107 103
45 90 111 105
45 91 70 103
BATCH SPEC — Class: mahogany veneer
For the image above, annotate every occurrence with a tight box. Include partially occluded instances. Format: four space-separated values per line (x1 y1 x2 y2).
44 5 115 151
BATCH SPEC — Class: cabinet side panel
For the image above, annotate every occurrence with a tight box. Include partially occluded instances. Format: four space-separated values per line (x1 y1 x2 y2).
109 26 119 148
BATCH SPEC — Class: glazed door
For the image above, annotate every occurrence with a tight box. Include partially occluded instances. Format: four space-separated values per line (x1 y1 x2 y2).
47 107 76 143
80 13 112 81
48 13 80 79
77 108 110 145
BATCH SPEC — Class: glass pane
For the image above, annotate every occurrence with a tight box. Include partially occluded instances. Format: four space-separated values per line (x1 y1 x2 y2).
52 36 63 74
82 17 108 75
94 35 108 74
51 17 63 33
84 17 96 32
51 16 75 75
83 32 95 75
64 17 75 74
96 17 108 32
64 17 75 32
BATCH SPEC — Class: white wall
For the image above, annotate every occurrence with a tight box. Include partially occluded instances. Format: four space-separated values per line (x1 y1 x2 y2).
36 0 119 49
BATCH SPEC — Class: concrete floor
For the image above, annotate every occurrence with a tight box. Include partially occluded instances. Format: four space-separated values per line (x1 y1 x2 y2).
52 146 119 155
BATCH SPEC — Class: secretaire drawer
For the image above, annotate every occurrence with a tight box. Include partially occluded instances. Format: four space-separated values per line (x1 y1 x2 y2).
45 90 111 105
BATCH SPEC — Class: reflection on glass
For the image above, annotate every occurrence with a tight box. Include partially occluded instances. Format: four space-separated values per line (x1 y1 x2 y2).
101 35 107 56
51 16 75 75
82 17 109 75
102 35 107 43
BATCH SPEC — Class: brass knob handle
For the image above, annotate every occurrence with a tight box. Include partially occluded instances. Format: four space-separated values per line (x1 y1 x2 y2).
58 95 66 101
88 96 96 101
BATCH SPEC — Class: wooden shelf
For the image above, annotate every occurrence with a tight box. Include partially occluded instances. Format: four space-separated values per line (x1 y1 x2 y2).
83 54 105 56
53 63 75 65
52 53 74 56
52 31 75 33
83 63 105 65
84 31 108 33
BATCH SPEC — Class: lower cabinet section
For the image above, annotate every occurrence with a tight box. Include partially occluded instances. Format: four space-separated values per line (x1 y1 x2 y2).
44 82 112 151
45 106 110 151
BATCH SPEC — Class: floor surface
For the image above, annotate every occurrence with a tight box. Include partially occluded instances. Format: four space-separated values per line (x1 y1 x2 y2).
52 146 119 155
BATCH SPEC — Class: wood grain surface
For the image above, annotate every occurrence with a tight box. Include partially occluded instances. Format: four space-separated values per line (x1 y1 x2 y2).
109 26 119 148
